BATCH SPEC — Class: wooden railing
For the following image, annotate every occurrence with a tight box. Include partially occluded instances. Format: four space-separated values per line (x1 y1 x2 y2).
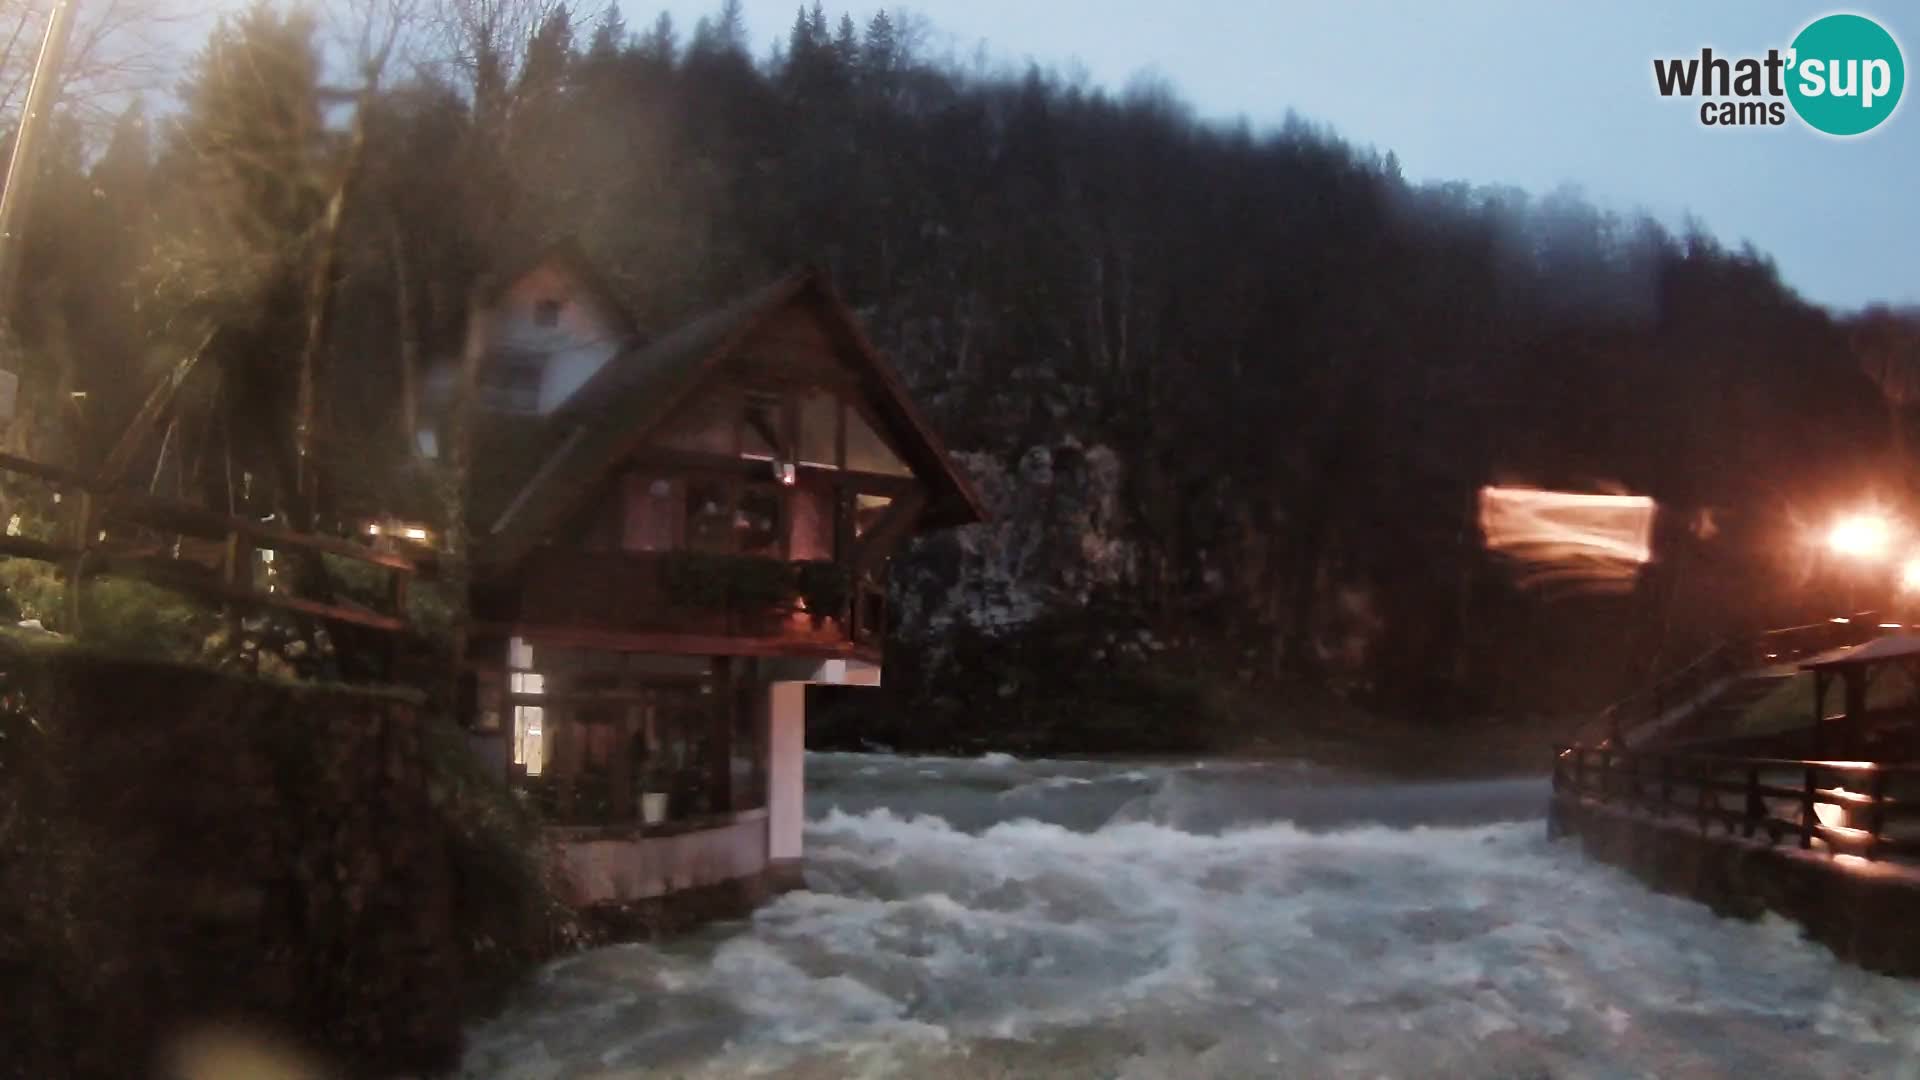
1554 746 1920 862
1576 617 1892 748
495 548 875 646
0 451 416 636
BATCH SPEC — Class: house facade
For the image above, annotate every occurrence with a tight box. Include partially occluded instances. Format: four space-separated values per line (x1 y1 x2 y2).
452 252 984 907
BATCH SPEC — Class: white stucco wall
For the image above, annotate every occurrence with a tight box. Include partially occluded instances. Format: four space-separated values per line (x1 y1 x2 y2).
490 258 631 415
554 812 770 905
767 681 807 861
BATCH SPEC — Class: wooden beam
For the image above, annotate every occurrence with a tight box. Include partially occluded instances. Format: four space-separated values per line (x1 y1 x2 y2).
88 553 408 633
0 451 85 487
851 488 926 577
0 535 78 562
470 621 882 664
94 346 204 491
105 491 415 571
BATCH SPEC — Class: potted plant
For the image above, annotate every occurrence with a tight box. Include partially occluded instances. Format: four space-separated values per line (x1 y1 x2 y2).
727 555 794 634
638 762 672 825
794 561 850 628
661 551 731 610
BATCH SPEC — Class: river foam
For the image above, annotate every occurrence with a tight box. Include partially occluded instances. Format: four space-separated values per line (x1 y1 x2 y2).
462 753 1920 1079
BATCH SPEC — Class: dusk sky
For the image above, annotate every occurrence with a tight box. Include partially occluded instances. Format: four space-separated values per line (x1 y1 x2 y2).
655 0 1913 313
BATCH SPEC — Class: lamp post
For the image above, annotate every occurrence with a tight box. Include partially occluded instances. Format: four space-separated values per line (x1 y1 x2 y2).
0 0 78 312
1826 513 1894 616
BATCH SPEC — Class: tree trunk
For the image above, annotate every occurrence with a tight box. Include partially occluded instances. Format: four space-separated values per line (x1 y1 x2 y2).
390 220 421 450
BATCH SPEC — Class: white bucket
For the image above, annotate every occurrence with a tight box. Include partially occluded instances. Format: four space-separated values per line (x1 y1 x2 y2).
641 793 670 824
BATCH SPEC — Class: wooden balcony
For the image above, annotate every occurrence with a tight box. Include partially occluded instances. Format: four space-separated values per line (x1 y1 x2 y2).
473 548 884 661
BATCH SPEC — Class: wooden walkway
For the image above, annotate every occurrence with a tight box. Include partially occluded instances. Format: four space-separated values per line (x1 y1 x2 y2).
0 451 417 637
1554 746 1920 865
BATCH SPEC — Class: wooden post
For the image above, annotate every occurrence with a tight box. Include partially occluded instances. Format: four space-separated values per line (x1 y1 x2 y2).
386 569 411 679
1800 765 1817 850
1697 761 1711 834
0 0 79 310
442 287 489 728
60 489 95 636
1812 670 1828 759
611 704 636 824
554 710 576 823
224 529 253 660
1866 768 1887 862
1743 765 1761 839
1843 670 1868 758
710 656 735 812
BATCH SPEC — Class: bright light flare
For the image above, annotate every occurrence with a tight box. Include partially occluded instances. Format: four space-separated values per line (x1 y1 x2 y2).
1827 513 1895 559
1901 557 1920 593
1478 487 1656 592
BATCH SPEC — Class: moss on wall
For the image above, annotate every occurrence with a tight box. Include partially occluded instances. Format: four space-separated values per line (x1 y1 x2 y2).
0 638 566 1078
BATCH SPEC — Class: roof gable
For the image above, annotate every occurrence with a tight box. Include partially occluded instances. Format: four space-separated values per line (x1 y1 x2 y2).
491 241 640 343
472 269 986 568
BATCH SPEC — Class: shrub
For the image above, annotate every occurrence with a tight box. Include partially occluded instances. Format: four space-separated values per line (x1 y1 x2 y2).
794 560 850 622
0 559 65 630
727 556 792 613
661 552 797 613
80 577 216 661
660 551 732 609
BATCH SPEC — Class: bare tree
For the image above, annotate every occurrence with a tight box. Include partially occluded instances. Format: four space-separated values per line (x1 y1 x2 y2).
1853 305 1920 471
0 0 184 136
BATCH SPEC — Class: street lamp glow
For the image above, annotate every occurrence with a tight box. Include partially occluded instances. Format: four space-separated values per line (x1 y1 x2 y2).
1901 557 1920 593
1827 514 1895 559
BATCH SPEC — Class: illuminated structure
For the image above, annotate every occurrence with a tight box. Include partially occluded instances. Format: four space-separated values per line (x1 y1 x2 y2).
442 252 986 906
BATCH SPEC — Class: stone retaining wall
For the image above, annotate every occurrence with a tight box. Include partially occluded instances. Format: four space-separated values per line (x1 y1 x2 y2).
1551 793 1920 975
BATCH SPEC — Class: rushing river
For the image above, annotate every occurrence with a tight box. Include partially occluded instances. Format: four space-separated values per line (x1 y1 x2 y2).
463 753 1920 1078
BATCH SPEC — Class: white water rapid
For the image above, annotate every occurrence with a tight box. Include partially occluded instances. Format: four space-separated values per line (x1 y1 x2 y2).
462 753 1920 1079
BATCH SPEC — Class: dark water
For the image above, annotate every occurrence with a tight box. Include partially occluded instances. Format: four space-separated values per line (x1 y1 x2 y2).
463 753 1920 1079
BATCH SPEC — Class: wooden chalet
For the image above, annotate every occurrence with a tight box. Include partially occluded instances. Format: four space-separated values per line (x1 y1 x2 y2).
444 250 985 906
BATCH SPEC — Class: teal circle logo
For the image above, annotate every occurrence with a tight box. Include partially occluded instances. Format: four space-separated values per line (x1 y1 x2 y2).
1787 14 1904 135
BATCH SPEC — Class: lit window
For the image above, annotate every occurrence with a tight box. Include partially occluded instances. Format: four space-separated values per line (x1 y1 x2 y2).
854 493 894 539
737 483 784 556
686 477 734 553
622 475 679 553
514 705 546 774
510 672 545 695
508 637 534 669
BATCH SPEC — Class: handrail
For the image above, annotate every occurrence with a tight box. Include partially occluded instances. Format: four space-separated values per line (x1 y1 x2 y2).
0 453 417 637
1577 615 1893 748
1557 746 1920 774
1554 745 1920 863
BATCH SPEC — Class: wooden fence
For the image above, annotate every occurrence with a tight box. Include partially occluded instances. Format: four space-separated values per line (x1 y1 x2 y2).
1575 617 1892 748
0 451 415 636
1554 745 1920 862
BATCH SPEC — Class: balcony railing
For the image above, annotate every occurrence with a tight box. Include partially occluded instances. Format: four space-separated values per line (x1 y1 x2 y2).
490 548 881 646
1554 746 1920 863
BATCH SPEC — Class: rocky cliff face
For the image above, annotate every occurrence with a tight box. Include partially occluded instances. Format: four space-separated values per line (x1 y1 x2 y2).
896 438 1135 651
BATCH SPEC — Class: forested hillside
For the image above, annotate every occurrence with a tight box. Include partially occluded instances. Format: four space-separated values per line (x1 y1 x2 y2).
4 0 1914 748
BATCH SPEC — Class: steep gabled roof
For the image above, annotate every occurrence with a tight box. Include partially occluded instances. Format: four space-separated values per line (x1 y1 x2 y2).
1802 633 1920 672
489 238 644 342
472 268 987 570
